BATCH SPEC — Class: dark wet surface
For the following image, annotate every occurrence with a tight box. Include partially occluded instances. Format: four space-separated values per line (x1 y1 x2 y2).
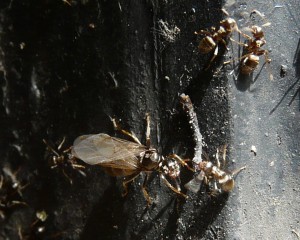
0 0 299 239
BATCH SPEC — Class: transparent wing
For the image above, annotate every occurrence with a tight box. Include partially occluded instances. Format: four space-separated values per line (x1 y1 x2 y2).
184 171 205 193
72 133 147 169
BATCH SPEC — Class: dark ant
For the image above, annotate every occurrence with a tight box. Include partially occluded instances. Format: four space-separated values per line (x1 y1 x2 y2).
43 137 86 184
72 114 193 205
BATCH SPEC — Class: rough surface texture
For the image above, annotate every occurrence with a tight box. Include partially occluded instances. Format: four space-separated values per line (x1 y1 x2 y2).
0 0 299 239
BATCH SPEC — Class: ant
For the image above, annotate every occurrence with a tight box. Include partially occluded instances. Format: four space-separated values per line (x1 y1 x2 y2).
185 145 246 195
72 114 193 205
225 10 273 80
195 9 242 69
43 137 86 184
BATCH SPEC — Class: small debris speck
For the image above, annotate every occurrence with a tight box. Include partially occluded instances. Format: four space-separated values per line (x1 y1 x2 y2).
280 65 287 77
251 145 257 156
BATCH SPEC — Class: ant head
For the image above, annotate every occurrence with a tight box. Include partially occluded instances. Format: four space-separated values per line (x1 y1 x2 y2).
251 25 264 39
221 18 237 32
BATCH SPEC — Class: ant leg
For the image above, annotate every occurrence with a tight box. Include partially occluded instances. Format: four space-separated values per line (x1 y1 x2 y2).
173 178 182 192
237 29 252 40
63 146 72 154
205 45 219 70
142 172 152 206
62 0 72 6
221 8 229 16
70 159 86 176
229 37 248 47
250 9 271 27
62 169 73 185
289 86 300 106
194 29 212 36
219 144 228 169
8 200 28 208
214 147 230 182
209 181 221 196
58 137 66 151
204 175 209 186
223 52 251 65
232 166 246 178
215 147 221 169
71 164 85 169
263 50 273 80
167 154 195 172
160 173 187 198
145 113 151 149
43 139 60 157
220 39 229 51
15 182 30 197
202 151 210 161
111 117 142 145
17 226 23 240
122 172 141 197
0 175 3 189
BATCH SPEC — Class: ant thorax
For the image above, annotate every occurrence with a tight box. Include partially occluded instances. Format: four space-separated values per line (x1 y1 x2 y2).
139 149 160 171
251 26 264 39
159 158 180 179
215 27 227 38
255 39 265 48
141 148 159 162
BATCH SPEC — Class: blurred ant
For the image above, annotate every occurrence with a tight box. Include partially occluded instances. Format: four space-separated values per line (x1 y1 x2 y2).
0 167 28 220
43 137 86 184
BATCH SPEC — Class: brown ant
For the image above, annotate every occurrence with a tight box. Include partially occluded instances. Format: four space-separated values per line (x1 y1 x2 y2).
225 10 273 80
72 114 193 205
239 25 272 79
185 145 246 194
43 137 86 184
195 9 242 69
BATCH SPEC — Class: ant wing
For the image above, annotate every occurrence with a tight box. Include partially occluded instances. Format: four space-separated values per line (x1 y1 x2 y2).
202 150 211 162
184 171 205 193
72 133 147 170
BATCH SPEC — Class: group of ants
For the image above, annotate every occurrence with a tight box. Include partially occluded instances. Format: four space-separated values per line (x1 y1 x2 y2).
198 9 273 80
0 8 272 238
